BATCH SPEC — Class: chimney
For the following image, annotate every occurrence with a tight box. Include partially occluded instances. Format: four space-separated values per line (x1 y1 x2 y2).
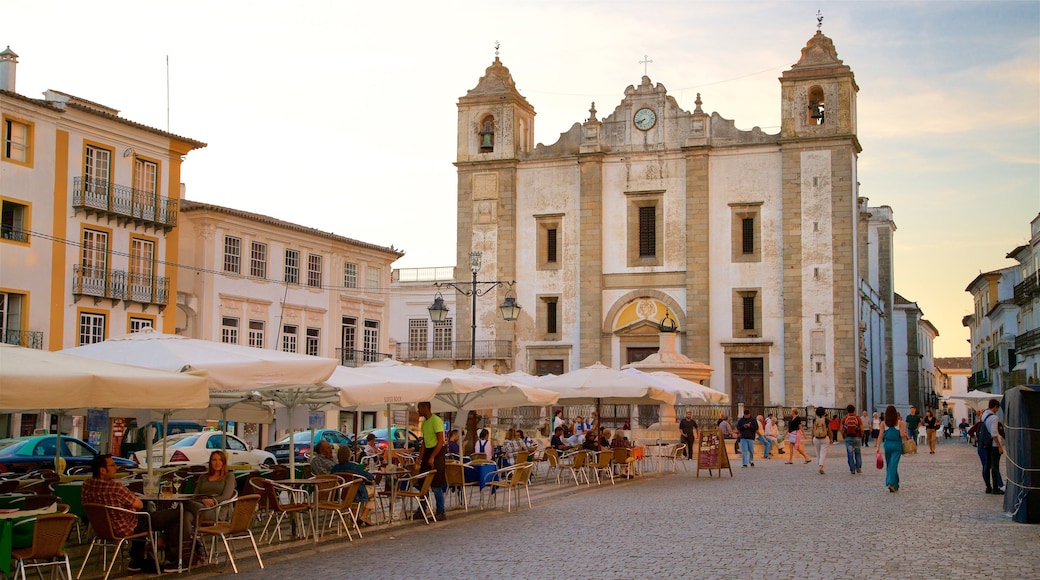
0 46 17 92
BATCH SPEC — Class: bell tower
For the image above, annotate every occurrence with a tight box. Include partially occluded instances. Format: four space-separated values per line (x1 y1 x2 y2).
778 27 863 407
453 54 535 370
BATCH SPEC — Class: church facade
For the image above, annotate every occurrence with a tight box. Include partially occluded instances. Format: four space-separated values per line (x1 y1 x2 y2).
452 31 893 409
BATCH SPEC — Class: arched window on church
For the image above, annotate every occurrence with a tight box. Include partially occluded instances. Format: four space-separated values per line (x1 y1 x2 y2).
807 86 825 125
479 116 495 152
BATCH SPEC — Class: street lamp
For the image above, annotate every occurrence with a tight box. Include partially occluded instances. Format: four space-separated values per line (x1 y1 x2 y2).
428 251 521 368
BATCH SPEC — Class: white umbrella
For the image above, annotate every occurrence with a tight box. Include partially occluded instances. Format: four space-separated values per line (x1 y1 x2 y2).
622 368 730 404
946 390 999 402
538 362 677 405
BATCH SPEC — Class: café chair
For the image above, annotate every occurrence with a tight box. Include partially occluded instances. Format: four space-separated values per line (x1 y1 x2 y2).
590 451 614 485
612 448 636 478
78 503 161 580
543 448 563 485
314 477 363 540
10 513 77 580
444 462 478 511
666 444 688 473
481 463 534 512
189 494 263 574
0 479 20 493
560 450 590 486
256 479 311 544
394 470 437 524
22 494 60 510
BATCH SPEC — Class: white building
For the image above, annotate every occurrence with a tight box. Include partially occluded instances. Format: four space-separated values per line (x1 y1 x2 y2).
1009 214 1040 385
964 266 1021 395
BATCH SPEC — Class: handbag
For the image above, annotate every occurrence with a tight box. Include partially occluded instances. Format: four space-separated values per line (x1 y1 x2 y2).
875 450 883 469
902 438 917 454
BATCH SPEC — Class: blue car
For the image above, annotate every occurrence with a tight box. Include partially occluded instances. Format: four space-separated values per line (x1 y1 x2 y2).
264 429 354 464
0 435 136 474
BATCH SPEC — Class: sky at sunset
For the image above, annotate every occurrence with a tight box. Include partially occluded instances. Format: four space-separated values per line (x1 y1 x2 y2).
4 0 1037 357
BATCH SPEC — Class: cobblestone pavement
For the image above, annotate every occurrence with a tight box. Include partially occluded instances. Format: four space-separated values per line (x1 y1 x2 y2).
178 439 1038 579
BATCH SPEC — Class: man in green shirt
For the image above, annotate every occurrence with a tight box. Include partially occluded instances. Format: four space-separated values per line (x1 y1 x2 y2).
417 401 447 520
905 406 921 442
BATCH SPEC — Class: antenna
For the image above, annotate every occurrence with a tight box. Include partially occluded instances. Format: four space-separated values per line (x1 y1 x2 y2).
165 55 170 132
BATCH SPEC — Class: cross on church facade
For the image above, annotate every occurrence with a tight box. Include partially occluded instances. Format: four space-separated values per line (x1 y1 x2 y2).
640 54 653 76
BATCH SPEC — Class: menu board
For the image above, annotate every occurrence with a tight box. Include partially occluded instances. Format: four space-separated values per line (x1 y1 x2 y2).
696 427 733 478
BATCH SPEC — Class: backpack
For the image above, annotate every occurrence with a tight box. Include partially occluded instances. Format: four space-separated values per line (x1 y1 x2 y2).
813 418 829 438
842 415 861 438
976 412 993 448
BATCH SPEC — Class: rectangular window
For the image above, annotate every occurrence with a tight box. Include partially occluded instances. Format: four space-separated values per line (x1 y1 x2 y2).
221 317 239 344
250 242 267 278
284 249 300 284
0 292 24 346
307 254 322 288
536 215 563 270
223 236 241 274
366 268 380 291
363 320 379 361
84 144 112 201
248 320 265 348
78 312 106 345
638 206 656 258
128 238 155 303
408 319 428 358
742 218 754 255
547 299 558 334
547 228 558 263
341 316 357 365
129 317 153 333
305 327 320 356
433 318 453 357
131 158 158 221
343 263 357 288
1 199 29 243
80 228 109 296
3 117 32 165
742 295 755 330
282 324 298 353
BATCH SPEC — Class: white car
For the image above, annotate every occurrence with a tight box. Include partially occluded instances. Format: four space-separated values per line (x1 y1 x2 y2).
132 431 275 468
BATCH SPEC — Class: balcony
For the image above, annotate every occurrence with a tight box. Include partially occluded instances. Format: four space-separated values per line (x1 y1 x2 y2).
72 265 169 308
1016 327 1040 353
1014 275 1038 306
72 177 178 232
395 340 512 362
968 369 991 390
987 349 1000 368
336 349 393 368
2 329 44 349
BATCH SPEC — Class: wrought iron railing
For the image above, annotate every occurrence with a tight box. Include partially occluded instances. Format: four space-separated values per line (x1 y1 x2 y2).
968 370 991 390
72 177 178 228
2 329 44 349
395 340 512 361
1014 275 1038 306
0 224 28 242
1016 328 1040 353
72 265 169 306
336 348 393 368
987 349 1000 368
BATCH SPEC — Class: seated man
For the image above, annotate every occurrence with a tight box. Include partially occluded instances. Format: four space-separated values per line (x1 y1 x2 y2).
310 440 335 475
82 454 187 571
550 426 571 451
582 429 600 451
330 446 375 525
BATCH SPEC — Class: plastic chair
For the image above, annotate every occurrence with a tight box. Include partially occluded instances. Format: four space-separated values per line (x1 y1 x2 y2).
315 477 363 540
543 448 563 484
190 494 263 574
561 450 590 486
444 462 479 511
78 503 161 580
666 444 688 473
482 463 534 512
590 451 614 485
612 447 636 478
11 513 76 580
394 470 437 524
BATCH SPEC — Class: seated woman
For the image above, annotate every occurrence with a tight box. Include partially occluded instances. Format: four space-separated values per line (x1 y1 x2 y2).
446 429 461 459
330 446 375 525
582 429 600 451
187 450 237 520
598 429 612 449
473 429 494 462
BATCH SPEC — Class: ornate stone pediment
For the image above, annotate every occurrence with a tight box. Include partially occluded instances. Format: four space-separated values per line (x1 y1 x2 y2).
791 31 845 70
465 57 530 105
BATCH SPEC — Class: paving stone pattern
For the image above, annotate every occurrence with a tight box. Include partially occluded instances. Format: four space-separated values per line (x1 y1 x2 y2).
186 440 1038 580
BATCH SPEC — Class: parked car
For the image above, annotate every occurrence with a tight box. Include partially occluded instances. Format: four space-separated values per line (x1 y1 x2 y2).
131 431 275 468
356 427 422 452
264 429 354 464
119 420 206 459
0 435 136 474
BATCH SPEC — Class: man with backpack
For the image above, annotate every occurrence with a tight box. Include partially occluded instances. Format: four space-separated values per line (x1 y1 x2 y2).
842 404 864 474
979 398 1005 495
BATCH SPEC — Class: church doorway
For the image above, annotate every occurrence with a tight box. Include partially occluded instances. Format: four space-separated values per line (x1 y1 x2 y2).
730 358 765 416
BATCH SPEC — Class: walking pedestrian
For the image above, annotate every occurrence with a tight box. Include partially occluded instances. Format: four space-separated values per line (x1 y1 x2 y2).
755 414 772 459
784 409 810 465
679 411 699 460
905 406 921 445
878 405 906 492
979 398 1005 495
736 410 757 467
828 413 840 443
860 410 871 447
416 401 447 520
870 412 881 447
923 410 939 454
842 405 863 474
812 408 832 474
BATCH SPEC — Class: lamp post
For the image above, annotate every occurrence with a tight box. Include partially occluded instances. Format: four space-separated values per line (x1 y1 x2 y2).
428 251 521 368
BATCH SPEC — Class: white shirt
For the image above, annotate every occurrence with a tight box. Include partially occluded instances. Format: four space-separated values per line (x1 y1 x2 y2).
982 410 1000 447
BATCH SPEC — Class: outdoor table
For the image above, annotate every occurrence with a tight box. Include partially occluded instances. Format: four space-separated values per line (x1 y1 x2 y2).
0 503 58 576
136 492 199 572
53 481 87 519
271 478 321 542
465 463 497 490
373 467 409 524
0 494 30 509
